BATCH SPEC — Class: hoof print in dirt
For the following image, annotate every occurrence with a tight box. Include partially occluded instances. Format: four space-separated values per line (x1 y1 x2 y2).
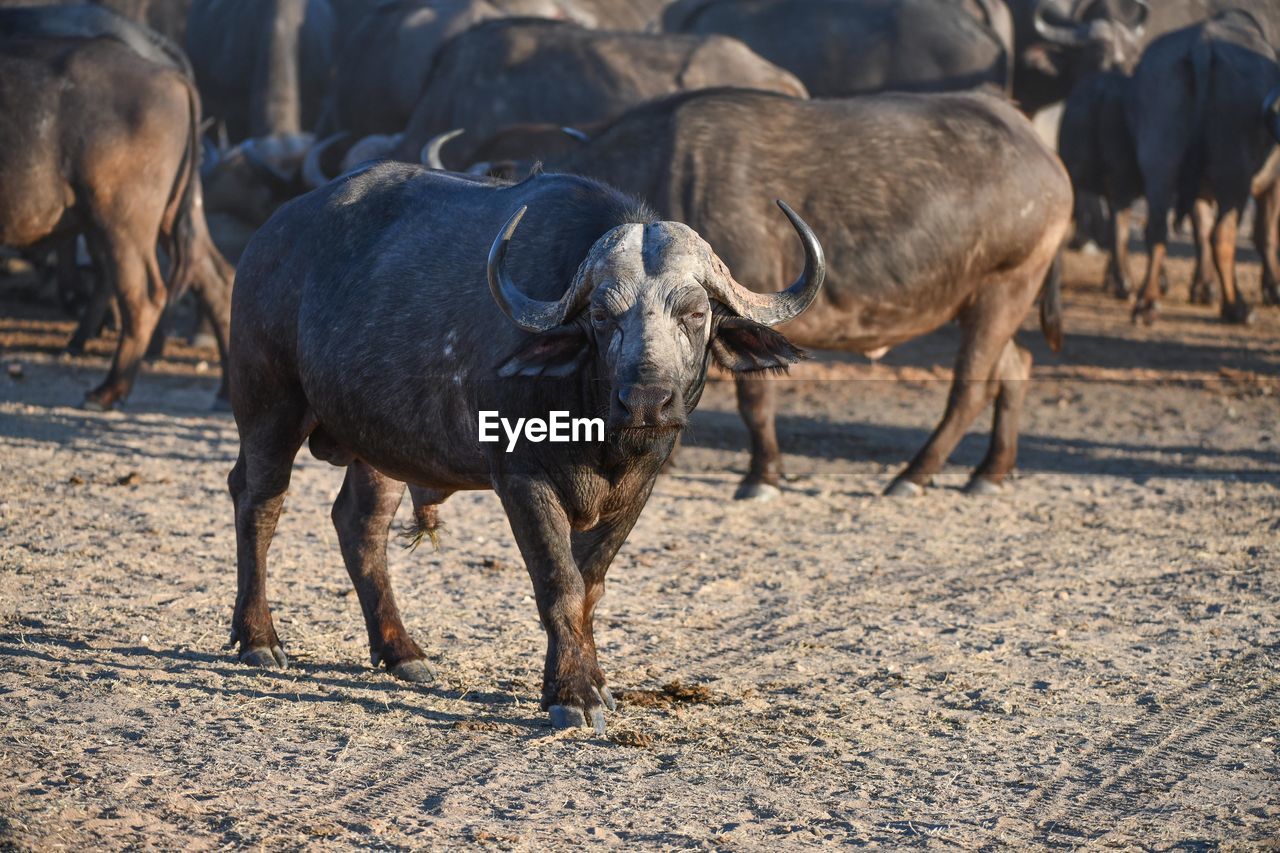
389 659 435 683
734 481 781 502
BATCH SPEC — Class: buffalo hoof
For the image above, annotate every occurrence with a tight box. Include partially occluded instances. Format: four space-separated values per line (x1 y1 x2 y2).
389 659 435 684
1221 300 1256 325
733 481 781 502
884 478 923 498
1262 285 1280 307
81 395 112 413
1189 282 1215 305
1105 271 1131 300
597 685 616 712
240 645 288 670
963 477 1003 496
549 704 606 735
1131 300 1158 326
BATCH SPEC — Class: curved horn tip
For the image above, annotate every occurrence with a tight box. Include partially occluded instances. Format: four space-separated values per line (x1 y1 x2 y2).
422 128 465 170
775 200 827 271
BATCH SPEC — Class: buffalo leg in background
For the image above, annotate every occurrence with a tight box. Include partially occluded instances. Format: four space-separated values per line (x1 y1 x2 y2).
1189 199 1219 305
331 461 433 682
1254 181 1280 306
886 263 1047 496
734 376 784 500
967 339 1032 494
1211 204 1255 324
1105 205 1133 299
83 223 168 410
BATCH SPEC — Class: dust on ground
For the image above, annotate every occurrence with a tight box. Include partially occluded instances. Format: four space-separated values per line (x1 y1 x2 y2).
0 249 1277 849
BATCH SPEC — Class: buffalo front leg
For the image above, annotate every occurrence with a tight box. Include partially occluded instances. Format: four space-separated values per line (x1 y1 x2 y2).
332 462 432 682
569 496 654 717
966 339 1032 494
498 477 606 732
734 375 783 501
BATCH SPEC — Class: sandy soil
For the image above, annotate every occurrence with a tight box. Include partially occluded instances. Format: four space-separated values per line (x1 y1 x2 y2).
0 249 1277 849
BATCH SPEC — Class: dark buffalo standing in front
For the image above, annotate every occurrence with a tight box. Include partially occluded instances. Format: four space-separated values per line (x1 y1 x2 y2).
384 18 805 169
1128 10 1280 324
226 165 824 730
0 6 234 409
523 88 1071 498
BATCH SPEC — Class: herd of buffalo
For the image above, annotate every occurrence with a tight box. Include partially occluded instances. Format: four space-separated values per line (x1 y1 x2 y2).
1 0 1278 731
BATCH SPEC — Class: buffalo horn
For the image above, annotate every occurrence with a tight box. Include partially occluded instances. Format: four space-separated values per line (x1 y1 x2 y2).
702 201 826 327
422 129 464 171
302 132 350 190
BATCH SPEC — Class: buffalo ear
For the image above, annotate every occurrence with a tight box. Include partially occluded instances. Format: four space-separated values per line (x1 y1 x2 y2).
496 325 591 378
711 316 806 373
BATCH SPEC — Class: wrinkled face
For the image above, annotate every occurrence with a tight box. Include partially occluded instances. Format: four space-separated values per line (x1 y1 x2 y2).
584 223 715 431
496 221 803 433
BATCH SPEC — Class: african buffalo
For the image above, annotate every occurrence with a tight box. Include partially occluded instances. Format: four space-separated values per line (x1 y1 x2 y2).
320 0 670 140
226 165 824 731
1128 10 1280 324
516 88 1071 498
187 0 338 139
1058 71 1211 301
384 18 806 169
0 6 234 409
663 0 1011 97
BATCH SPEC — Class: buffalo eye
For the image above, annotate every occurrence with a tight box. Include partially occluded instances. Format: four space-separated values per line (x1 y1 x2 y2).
590 308 612 329
681 310 706 334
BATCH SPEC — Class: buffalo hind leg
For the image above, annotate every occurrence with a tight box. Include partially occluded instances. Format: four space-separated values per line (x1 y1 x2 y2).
1104 206 1133 299
1254 182 1280 307
966 339 1032 494
1188 199 1217 305
1212 207 1254 324
83 229 167 410
332 461 432 682
734 375 783 501
228 395 307 669
886 287 1027 496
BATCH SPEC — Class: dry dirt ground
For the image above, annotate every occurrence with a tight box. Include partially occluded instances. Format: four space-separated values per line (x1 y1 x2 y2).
0 249 1277 849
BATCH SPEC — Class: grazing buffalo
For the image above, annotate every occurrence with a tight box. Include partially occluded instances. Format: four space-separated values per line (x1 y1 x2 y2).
1128 10 1280 324
663 0 1011 97
0 7 234 409
385 19 806 169
227 166 824 730
187 0 337 139
519 88 1071 497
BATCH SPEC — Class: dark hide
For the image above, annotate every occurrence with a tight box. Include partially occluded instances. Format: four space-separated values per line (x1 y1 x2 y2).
542 88 1072 496
0 16 234 409
389 18 806 164
663 0 1010 98
225 166 819 729
1128 10 1280 323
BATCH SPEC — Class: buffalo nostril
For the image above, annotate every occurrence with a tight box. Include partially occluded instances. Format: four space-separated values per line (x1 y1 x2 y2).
617 385 675 422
